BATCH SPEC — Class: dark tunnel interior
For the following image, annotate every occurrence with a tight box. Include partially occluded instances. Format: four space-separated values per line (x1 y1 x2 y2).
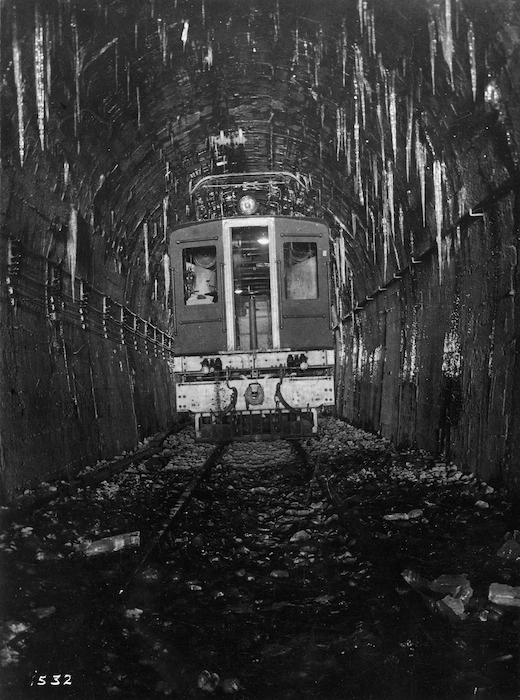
1 0 520 502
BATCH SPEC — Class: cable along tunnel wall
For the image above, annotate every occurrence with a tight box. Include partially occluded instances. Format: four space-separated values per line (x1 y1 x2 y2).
0 280 177 503
0 172 177 504
336 181 520 490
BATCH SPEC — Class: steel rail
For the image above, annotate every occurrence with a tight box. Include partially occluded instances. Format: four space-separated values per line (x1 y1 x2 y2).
0 419 190 529
290 439 320 481
118 441 229 596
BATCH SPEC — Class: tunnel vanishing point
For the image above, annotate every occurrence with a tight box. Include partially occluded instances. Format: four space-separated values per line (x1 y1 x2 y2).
1 0 520 504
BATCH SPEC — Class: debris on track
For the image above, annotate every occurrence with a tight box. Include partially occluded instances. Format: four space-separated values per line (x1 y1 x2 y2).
1 418 519 699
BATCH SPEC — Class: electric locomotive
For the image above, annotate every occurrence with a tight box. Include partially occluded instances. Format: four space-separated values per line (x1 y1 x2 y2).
169 172 335 441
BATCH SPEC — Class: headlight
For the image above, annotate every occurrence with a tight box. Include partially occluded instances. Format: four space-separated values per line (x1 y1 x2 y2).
238 195 258 216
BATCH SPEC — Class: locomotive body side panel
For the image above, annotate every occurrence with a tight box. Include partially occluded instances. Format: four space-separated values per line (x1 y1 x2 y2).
169 221 226 354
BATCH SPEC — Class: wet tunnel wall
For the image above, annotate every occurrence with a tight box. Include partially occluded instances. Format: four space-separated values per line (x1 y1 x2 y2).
335 8 520 489
338 186 520 487
1 0 520 501
0 165 177 501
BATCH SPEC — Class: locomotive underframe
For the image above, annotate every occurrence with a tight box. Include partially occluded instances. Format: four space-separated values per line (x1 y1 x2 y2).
174 349 334 442
196 408 319 442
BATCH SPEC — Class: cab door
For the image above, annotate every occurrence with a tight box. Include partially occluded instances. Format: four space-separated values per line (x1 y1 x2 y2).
222 218 280 351
275 218 333 350
170 222 226 354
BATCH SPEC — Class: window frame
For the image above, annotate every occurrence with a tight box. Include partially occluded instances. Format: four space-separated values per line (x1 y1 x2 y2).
222 217 280 351
283 240 319 301
182 245 218 306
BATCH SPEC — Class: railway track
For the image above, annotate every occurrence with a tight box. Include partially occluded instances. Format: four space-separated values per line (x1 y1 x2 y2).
1 426 321 698
117 433 318 596
2 418 520 699
119 440 230 597
117 435 325 697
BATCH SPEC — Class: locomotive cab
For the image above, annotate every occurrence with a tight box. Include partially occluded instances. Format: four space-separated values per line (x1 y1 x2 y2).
169 172 335 441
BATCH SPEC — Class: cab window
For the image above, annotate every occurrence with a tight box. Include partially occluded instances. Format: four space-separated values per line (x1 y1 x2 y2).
283 242 318 300
183 246 218 305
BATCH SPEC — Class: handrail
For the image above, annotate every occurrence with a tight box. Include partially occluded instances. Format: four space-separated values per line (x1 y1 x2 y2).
219 262 226 335
276 260 284 330
217 385 238 420
275 380 304 417
171 264 178 336
326 261 333 330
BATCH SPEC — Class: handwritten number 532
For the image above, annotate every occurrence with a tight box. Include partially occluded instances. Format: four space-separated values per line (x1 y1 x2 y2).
32 674 72 686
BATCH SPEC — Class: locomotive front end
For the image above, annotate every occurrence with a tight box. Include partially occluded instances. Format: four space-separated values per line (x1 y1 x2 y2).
169 172 335 441
174 348 335 441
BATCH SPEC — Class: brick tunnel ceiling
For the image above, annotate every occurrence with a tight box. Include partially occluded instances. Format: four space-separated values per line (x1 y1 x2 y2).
2 0 520 302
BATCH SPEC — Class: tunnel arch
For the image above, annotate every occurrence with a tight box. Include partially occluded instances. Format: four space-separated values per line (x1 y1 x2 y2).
1 0 520 500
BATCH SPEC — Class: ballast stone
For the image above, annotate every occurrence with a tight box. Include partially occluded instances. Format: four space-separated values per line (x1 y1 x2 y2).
489 583 520 607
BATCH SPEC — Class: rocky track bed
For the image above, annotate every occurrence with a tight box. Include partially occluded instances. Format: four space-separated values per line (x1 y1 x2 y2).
1 418 520 699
